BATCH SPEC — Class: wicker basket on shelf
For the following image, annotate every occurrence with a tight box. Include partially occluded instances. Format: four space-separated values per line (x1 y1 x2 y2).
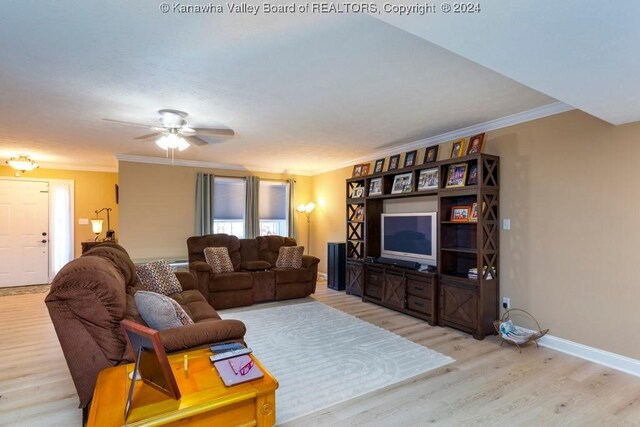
493 308 549 353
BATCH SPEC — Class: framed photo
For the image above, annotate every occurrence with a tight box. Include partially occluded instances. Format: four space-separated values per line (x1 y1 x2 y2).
423 146 439 164
417 168 439 191
466 164 478 185
450 139 465 158
445 163 468 188
403 150 417 168
352 164 362 177
373 158 385 174
451 206 471 222
467 133 485 155
354 206 365 222
121 320 181 419
391 172 413 194
352 186 364 198
388 154 400 171
369 177 382 196
469 202 478 222
360 163 370 176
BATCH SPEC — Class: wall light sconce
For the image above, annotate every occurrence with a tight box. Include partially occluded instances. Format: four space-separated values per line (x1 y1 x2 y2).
93 207 114 241
6 155 39 173
296 202 315 254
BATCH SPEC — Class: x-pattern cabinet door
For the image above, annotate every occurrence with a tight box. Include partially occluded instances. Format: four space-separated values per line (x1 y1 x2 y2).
383 272 405 310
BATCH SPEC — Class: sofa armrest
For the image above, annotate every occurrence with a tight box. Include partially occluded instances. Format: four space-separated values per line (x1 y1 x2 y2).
190 261 211 272
302 255 320 269
189 261 213 299
159 319 246 353
175 271 197 290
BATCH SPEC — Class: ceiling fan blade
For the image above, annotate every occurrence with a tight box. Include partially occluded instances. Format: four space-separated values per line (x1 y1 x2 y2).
185 135 212 146
133 132 164 140
102 118 152 128
193 128 235 137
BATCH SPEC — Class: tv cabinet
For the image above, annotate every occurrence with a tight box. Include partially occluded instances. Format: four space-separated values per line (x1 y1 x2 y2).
345 152 499 339
363 263 437 325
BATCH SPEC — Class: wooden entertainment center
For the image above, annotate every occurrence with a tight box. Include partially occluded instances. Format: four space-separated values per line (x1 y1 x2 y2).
345 153 499 339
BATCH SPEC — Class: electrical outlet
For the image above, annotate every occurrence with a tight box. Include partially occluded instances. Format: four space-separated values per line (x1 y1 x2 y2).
502 297 510 309
502 218 511 230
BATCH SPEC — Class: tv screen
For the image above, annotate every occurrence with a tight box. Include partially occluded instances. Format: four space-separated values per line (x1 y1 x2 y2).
381 213 437 265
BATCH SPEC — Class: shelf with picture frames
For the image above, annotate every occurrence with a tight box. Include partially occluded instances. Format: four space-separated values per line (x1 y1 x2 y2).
345 141 500 339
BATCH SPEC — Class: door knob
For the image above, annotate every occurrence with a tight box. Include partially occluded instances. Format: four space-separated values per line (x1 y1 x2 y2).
41 239 47 243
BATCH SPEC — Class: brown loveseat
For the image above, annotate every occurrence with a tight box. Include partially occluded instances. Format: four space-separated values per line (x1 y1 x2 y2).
187 234 320 309
45 243 246 410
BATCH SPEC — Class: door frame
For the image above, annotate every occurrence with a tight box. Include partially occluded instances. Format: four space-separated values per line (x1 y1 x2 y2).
0 176 75 282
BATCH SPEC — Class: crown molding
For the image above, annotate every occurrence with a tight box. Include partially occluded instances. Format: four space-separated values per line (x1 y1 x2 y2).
17 162 119 173
314 101 574 175
115 154 314 176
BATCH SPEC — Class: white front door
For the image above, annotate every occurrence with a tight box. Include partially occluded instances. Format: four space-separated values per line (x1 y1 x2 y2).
0 180 49 287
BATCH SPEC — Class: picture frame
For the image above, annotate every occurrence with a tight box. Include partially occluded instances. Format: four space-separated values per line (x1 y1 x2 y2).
466 164 478 185
445 163 468 188
423 146 439 164
354 206 365 222
469 202 478 222
352 186 364 198
373 158 385 174
450 139 465 158
417 168 439 191
121 320 181 419
451 206 471 222
403 150 417 168
467 133 485 155
360 163 370 176
352 164 362 177
388 154 400 171
391 172 413 194
368 177 382 196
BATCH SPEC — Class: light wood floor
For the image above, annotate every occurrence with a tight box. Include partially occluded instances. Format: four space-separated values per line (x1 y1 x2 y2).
1 282 640 426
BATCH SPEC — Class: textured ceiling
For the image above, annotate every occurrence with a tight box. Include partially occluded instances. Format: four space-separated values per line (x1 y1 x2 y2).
0 2 564 173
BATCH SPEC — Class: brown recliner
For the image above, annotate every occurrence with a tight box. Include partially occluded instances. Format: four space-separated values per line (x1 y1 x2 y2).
187 234 320 310
45 243 246 409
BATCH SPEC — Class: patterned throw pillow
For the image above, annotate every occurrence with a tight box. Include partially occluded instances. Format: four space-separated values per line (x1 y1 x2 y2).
134 291 194 330
204 247 235 273
135 260 183 295
275 246 304 268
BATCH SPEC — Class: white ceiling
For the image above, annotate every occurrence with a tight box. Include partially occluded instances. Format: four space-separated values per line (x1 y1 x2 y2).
0 1 635 174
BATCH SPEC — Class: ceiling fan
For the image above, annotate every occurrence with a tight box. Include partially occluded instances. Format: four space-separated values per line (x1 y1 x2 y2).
104 109 234 151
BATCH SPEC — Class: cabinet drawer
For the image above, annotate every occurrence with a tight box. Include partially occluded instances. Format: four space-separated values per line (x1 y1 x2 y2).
365 268 384 286
365 283 382 299
406 277 433 298
407 295 431 315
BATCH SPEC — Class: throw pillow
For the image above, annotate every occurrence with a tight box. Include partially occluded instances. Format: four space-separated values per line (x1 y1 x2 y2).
135 260 183 295
275 246 304 268
204 247 235 273
134 291 194 331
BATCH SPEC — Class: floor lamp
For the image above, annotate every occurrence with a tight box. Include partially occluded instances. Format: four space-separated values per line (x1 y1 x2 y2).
296 202 315 254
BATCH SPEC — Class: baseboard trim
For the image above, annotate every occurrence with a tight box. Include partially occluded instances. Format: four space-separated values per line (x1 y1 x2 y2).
537 334 640 378
317 272 327 281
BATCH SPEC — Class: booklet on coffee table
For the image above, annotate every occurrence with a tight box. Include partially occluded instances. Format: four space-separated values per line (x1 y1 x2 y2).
214 355 263 387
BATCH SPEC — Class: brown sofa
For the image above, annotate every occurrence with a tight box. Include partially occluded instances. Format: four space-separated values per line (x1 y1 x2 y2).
187 234 320 309
45 243 246 410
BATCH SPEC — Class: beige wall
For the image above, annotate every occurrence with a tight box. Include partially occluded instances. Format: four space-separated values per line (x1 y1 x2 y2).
311 110 640 359
118 161 311 260
0 166 118 258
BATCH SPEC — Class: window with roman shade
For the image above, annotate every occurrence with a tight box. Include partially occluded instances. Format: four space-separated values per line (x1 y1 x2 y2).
213 177 246 238
259 180 289 236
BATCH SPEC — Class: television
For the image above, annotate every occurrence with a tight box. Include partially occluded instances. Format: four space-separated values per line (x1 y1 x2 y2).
381 213 437 267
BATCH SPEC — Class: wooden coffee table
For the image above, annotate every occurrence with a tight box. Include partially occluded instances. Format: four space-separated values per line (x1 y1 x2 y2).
88 348 278 426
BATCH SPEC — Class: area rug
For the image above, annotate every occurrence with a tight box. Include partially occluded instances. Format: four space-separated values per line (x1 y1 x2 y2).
0 284 50 297
222 301 454 424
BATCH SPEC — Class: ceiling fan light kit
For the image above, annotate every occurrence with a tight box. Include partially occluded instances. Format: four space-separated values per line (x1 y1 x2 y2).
156 132 190 151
